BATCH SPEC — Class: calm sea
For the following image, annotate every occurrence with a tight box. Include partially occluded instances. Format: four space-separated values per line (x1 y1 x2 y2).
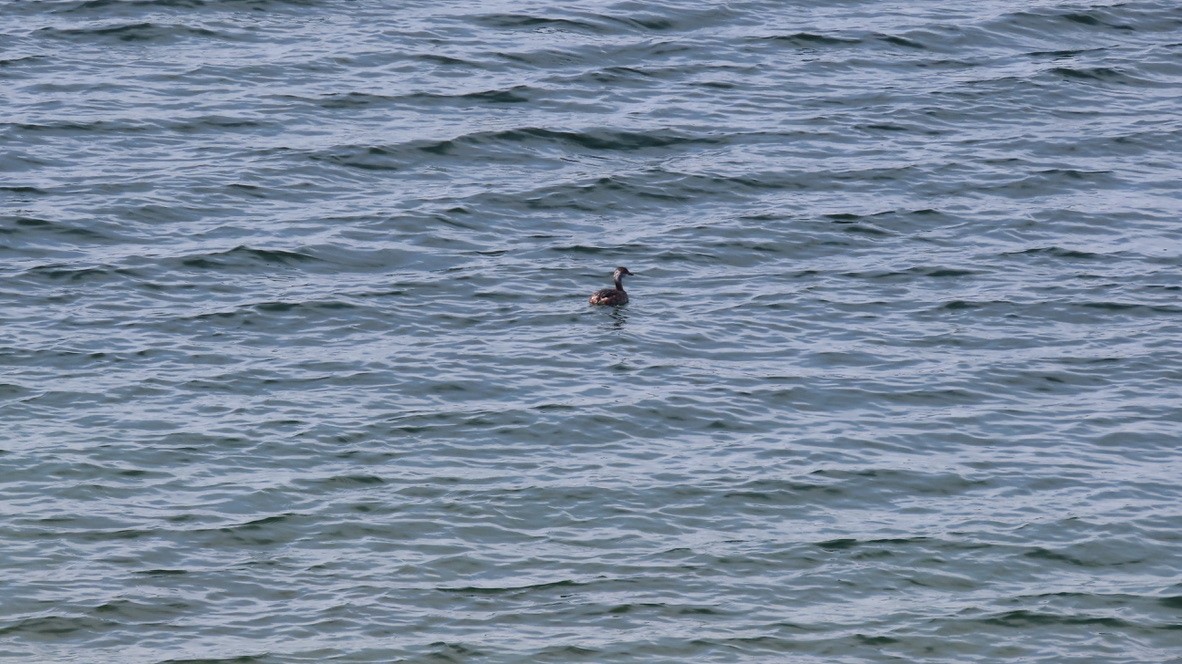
2 1 1181 661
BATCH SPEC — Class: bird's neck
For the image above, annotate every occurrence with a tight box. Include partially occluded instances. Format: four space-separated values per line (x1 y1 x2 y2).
614 275 625 292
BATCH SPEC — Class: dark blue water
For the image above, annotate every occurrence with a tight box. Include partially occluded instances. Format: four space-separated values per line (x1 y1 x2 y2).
3 1 1182 661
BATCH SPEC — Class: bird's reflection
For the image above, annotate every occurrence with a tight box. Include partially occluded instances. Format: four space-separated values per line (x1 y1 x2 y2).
606 307 628 330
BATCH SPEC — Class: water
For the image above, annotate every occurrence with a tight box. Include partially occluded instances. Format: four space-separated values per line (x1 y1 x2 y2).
3 0 1181 661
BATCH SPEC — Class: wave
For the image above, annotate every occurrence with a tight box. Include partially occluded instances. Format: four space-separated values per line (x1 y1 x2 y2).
57 0 319 12
35 21 230 43
178 245 320 269
300 127 714 174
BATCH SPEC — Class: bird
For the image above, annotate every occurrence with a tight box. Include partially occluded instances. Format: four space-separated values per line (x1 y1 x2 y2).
588 266 634 306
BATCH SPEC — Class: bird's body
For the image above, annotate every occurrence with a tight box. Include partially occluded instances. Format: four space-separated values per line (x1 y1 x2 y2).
589 287 628 306
589 266 634 306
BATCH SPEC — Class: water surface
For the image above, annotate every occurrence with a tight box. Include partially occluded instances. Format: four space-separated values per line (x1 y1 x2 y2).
2 0 1181 661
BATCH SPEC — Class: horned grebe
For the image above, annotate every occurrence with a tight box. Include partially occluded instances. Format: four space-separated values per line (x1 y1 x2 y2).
589 266 634 306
